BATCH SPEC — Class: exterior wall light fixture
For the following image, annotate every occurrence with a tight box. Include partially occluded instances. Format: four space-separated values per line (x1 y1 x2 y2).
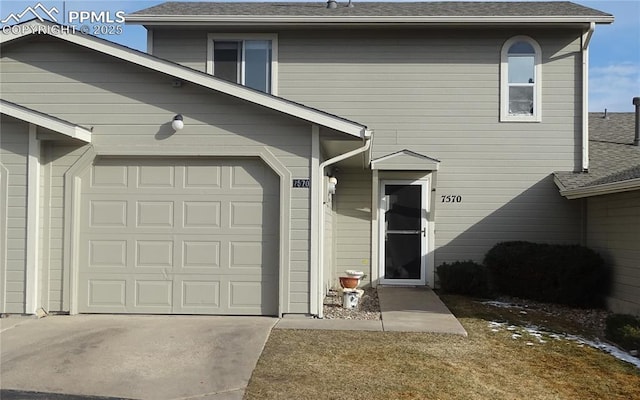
171 114 184 130
328 176 338 194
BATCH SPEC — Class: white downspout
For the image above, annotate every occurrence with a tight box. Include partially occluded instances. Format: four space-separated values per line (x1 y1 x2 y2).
582 22 595 172
315 130 372 318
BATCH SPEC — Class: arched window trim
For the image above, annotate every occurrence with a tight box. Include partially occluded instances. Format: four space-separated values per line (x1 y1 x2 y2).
500 35 542 122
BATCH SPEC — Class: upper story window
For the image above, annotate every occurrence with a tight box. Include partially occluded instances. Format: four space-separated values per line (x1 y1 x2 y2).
500 36 542 122
207 34 278 94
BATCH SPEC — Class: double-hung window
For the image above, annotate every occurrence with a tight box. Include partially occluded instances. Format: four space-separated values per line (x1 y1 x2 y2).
207 34 277 94
500 36 542 122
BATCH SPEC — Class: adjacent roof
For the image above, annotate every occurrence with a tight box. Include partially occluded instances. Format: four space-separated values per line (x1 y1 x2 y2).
554 112 640 199
127 1 614 25
0 19 370 139
0 99 92 142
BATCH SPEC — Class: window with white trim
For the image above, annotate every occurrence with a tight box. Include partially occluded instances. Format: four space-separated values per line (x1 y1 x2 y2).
500 36 541 122
207 34 278 94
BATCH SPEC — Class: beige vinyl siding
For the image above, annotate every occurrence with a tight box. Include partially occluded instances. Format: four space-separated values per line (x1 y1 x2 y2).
334 168 372 284
587 191 640 316
1 37 313 314
150 26 583 268
0 116 28 313
276 28 583 263
151 29 208 72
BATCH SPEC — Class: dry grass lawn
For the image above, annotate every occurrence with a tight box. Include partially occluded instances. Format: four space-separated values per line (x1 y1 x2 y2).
245 295 640 400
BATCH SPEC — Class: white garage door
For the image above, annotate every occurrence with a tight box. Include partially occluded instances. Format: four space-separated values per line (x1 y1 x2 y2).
78 158 279 315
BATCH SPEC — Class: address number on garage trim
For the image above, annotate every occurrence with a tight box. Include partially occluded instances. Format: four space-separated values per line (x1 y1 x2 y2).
441 195 462 203
292 179 310 188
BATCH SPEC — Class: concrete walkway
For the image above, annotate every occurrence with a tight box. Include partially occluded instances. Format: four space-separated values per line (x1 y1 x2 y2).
275 286 467 336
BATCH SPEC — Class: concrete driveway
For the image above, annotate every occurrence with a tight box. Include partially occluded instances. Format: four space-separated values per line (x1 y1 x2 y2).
0 315 277 400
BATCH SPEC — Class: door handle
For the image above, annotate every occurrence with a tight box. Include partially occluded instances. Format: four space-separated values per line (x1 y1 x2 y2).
422 228 426 237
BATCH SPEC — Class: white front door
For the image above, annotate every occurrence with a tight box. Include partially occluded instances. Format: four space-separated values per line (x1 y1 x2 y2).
379 180 429 285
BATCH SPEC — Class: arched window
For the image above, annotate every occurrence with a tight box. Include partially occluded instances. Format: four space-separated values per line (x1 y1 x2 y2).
501 36 542 122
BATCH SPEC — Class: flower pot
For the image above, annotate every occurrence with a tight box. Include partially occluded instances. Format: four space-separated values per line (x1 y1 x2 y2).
339 276 360 289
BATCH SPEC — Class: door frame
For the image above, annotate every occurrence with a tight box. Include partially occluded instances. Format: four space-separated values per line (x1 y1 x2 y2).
378 179 430 286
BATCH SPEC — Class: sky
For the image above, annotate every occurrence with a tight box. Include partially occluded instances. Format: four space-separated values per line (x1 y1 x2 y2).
1 0 639 111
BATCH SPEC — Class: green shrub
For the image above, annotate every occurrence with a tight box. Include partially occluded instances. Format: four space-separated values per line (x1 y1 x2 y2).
437 261 491 298
605 314 640 352
484 241 609 308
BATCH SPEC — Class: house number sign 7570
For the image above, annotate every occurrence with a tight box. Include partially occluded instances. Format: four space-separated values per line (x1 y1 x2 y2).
441 195 462 203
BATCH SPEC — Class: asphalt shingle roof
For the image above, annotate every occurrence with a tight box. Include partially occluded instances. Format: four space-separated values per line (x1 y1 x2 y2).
129 1 612 18
554 112 640 191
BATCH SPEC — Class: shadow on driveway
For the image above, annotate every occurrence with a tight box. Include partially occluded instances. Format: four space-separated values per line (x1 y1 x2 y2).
0 389 133 400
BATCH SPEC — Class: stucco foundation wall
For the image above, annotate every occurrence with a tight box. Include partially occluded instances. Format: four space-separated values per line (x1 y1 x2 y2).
0 116 28 313
587 191 640 316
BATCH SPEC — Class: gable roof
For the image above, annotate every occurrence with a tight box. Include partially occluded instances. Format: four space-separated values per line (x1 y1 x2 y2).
554 112 640 199
371 149 440 170
0 99 92 142
0 19 370 140
127 1 613 25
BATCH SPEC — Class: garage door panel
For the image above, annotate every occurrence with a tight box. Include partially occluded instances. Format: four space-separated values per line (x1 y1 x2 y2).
137 165 176 188
136 240 174 268
83 276 128 310
135 280 173 309
184 165 221 188
136 201 175 227
183 201 221 227
88 239 128 268
229 241 277 270
229 277 278 315
91 164 128 187
178 279 221 311
182 240 221 269
79 158 279 315
90 201 127 227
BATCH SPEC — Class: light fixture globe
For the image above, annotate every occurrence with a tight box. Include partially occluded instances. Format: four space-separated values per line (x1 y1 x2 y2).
327 176 338 194
171 114 184 130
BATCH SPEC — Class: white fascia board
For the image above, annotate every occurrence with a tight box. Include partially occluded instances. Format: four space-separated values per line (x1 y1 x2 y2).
559 178 640 199
1 20 367 139
126 15 614 25
0 100 92 142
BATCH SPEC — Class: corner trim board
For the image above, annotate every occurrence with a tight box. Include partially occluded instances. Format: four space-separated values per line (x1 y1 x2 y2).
0 163 8 313
25 124 41 314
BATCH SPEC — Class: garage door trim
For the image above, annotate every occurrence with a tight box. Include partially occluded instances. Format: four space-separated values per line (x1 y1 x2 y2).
63 146 292 316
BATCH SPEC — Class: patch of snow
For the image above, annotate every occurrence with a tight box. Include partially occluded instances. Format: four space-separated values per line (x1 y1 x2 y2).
487 321 640 369
482 301 523 309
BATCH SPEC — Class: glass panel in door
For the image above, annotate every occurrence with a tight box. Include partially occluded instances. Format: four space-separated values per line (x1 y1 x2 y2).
384 184 423 280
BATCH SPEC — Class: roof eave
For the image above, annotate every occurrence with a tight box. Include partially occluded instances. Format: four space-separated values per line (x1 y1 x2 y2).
0 100 92 143
125 15 614 26
558 178 640 199
0 20 368 140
